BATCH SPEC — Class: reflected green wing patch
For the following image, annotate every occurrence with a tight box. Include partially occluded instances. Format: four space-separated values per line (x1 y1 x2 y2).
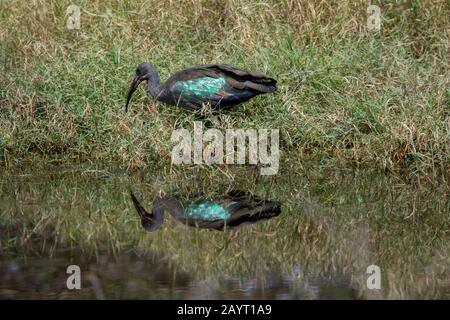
187 200 230 221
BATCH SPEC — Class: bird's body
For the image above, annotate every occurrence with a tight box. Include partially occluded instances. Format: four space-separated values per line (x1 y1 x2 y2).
125 63 277 112
130 190 281 231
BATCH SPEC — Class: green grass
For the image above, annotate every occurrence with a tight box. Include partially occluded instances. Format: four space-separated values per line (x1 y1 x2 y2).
0 0 449 173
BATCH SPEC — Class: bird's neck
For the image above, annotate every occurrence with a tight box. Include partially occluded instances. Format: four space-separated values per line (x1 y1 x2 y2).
153 205 165 225
143 205 164 232
156 197 185 219
147 70 162 99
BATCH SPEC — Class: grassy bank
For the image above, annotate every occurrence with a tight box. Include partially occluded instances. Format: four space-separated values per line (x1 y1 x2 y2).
0 0 449 173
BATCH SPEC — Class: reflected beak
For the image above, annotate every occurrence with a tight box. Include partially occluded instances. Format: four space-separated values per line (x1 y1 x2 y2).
130 191 162 233
125 75 145 112
130 191 151 220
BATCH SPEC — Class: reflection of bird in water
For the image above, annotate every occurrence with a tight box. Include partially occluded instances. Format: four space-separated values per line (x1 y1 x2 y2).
125 63 277 113
130 190 281 232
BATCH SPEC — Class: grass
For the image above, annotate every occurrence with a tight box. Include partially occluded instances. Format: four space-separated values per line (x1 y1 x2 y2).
0 0 448 173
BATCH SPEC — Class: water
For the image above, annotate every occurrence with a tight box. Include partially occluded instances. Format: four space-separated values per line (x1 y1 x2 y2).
0 250 357 299
0 164 448 299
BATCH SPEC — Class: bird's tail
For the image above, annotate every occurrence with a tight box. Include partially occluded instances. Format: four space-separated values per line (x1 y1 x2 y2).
215 64 277 93
247 76 277 93
225 190 281 228
246 201 281 221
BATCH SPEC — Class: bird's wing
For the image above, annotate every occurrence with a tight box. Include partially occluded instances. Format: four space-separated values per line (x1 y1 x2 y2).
167 65 276 108
205 64 277 93
225 200 281 228
194 64 277 94
172 75 228 102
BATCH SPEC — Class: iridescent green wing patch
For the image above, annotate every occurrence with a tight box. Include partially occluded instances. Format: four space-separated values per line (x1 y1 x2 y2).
187 200 230 221
173 76 226 99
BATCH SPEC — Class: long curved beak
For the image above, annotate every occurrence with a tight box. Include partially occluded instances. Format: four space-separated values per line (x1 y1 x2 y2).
125 75 145 112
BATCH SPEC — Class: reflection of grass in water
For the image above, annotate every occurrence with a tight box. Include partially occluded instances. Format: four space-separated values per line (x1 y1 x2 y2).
0 164 448 299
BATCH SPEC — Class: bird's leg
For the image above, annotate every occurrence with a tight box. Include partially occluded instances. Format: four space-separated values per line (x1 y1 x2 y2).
194 111 207 122
200 106 224 129
194 110 215 128
150 100 158 113
200 106 209 117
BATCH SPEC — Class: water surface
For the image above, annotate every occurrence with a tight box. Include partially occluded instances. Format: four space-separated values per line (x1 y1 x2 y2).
0 165 448 299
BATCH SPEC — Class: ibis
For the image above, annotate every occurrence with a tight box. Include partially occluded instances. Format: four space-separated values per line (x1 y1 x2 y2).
125 63 277 112
130 190 281 231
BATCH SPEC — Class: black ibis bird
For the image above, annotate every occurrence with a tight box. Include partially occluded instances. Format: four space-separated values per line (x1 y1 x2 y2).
125 63 277 112
130 190 281 232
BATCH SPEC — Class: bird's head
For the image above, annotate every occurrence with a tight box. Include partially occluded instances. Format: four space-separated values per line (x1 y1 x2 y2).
125 63 155 112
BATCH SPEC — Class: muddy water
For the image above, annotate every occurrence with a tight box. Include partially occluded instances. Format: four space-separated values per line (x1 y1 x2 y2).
0 250 357 299
0 165 448 299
